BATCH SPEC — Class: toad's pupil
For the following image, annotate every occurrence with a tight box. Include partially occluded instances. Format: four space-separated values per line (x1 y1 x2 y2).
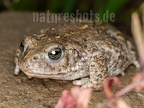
48 48 62 60
51 51 56 55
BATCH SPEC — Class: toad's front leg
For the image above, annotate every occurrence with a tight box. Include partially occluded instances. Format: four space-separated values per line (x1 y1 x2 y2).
73 56 108 91
14 49 21 75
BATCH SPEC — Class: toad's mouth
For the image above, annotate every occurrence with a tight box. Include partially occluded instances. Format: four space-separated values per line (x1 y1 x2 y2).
20 67 73 77
22 69 69 75
20 64 68 75
22 70 75 80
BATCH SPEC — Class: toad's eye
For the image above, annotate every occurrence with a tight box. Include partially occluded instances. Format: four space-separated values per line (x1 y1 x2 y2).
48 47 63 60
20 40 24 48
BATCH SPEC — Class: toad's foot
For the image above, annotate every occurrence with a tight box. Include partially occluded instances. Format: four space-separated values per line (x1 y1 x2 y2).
133 60 141 71
14 49 22 75
14 57 20 75
73 78 89 86
73 78 102 91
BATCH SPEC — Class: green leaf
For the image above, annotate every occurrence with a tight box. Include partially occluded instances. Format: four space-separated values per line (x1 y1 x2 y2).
48 0 62 12
98 0 130 20
62 0 76 13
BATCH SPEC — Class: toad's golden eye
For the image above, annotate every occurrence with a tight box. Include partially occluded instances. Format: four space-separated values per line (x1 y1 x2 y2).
48 47 62 60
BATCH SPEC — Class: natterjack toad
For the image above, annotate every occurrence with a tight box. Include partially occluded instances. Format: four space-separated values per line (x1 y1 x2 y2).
14 22 140 90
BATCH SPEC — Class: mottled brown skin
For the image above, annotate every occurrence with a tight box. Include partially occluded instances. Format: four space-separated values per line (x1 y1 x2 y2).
14 22 139 90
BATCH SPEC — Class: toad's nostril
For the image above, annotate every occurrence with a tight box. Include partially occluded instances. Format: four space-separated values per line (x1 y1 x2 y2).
33 55 39 60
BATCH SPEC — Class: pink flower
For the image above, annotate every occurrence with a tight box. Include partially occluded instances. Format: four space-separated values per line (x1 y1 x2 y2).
116 99 131 108
55 86 92 108
132 73 144 92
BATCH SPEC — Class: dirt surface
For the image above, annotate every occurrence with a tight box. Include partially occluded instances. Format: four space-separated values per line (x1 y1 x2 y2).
0 12 144 108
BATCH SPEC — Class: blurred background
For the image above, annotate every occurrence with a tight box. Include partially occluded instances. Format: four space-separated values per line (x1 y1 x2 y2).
0 0 143 34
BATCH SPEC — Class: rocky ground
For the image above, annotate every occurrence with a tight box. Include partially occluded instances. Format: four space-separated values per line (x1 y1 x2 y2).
0 12 144 108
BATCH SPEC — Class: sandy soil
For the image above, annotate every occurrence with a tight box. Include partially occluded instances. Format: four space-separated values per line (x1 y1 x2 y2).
0 12 144 108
